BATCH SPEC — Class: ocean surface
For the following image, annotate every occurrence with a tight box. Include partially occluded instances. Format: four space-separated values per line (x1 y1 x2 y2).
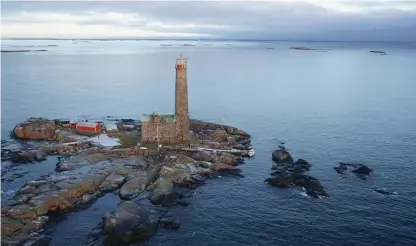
1 39 416 246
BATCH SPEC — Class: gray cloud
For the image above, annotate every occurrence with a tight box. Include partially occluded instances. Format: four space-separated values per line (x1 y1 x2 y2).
1 1 416 41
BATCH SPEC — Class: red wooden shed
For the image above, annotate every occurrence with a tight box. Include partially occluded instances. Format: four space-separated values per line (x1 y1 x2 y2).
76 122 102 135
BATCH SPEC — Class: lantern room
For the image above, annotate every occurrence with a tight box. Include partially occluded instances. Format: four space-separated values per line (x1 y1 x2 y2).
175 55 187 70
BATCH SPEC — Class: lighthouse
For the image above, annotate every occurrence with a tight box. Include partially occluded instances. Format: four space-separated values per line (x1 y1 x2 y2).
175 55 190 143
140 55 191 146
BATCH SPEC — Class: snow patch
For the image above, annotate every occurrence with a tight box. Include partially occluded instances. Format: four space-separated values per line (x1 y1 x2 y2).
87 134 121 147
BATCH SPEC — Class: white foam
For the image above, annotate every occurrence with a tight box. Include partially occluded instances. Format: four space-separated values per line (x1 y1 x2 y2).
87 134 121 147
299 188 309 197
1 189 16 196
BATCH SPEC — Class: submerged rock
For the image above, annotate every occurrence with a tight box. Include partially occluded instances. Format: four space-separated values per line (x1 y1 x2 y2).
374 188 397 196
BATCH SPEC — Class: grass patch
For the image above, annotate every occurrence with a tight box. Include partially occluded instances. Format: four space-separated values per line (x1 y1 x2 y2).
107 132 141 148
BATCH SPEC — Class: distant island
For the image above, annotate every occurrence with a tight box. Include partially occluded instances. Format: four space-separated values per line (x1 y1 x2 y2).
290 47 329 51
369 50 387 55
1 49 48 53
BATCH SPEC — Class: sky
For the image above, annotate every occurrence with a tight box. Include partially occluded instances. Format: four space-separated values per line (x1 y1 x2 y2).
1 0 416 41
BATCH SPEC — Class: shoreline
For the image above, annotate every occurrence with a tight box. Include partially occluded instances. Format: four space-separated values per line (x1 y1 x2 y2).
1 117 253 245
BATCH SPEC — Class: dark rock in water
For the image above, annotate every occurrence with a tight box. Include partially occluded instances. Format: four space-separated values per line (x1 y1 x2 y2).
265 175 294 187
271 149 294 164
159 214 180 229
267 147 327 198
333 166 344 174
265 173 328 197
352 165 372 175
102 201 158 245
334 162 372 177
374 188 397 196
295 158 309 166
293 174 328 197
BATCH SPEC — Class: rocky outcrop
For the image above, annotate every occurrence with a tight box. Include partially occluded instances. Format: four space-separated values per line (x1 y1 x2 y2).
86 201 159 245
265 146 328 198
3 117 253 245
334 162 373 179
119 171 148 200
55 150 110 172
86 202 181 246
12 118 56 140
55 129 88 143
189 119 251 149
9 150 47 164
1 164 127 243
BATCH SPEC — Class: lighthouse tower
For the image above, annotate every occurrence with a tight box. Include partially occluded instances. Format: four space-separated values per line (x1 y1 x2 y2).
175 55 190 143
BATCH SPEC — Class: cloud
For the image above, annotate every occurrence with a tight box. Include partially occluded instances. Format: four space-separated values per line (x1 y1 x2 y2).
1 0 416 41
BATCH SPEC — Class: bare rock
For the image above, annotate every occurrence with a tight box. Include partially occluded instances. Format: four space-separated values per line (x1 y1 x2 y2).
215 163 241 172
146 178 174 205
193 151 216 162
13 118 56 140
102 201 158 244
119 172 148 200
226 136 237 146
272 149 294 164
209 129 229 142
218 152 238 165
55 153 110 172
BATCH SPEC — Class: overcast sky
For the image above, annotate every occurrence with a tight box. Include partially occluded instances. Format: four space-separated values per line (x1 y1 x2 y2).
1 0 416 41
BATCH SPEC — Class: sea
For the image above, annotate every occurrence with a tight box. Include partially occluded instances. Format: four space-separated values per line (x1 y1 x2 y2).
1 39 416 246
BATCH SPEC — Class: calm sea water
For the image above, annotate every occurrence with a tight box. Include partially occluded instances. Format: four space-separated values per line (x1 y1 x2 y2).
2 40 416 246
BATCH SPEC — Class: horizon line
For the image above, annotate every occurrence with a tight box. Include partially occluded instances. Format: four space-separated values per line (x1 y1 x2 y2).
2 38 415 43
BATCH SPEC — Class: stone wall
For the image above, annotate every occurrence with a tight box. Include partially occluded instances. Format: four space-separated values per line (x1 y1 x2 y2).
141 121 176 142
109 148 159 157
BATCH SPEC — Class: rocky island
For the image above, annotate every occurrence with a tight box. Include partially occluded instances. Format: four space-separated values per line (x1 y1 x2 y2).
1 55 255 245
1 117 253 245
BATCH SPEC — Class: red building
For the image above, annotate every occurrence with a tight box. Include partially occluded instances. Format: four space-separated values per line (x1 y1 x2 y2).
76 122 102 135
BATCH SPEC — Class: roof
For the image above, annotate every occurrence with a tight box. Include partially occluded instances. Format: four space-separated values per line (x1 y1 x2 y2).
141 113 176 122
104 123 118 131
77 122 100 127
